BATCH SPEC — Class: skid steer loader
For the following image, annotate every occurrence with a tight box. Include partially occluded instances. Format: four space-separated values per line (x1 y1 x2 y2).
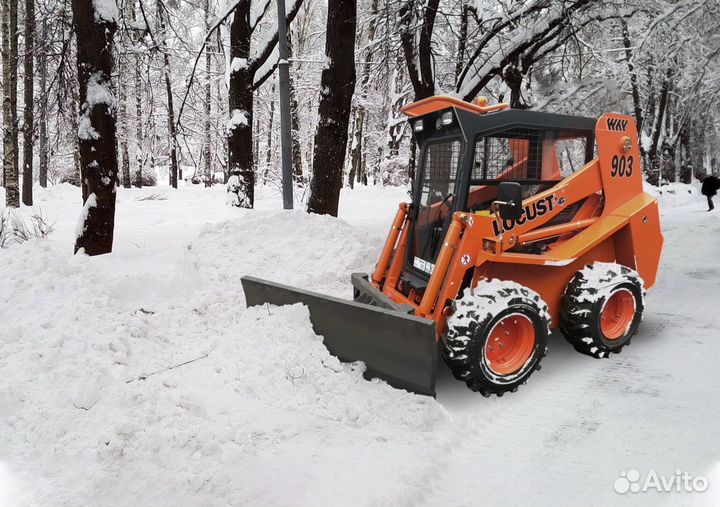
242 96 663 397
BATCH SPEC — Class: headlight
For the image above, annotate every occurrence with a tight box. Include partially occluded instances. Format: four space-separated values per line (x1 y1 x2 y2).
441 111 453 125
413 120 424 132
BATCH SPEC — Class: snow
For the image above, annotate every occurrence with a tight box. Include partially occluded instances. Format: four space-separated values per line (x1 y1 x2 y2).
92 0 119 24
227 109 249 132
230 57 247 73
75 192 97 240
87 73 115 108
78 74 115 141
647 181 701 207
1 181 720 506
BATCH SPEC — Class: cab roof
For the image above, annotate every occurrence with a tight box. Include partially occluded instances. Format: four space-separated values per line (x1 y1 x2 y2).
401 95 598 137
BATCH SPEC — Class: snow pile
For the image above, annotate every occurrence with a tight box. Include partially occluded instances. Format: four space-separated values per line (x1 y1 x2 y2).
188 209 380 297
0 207 448 507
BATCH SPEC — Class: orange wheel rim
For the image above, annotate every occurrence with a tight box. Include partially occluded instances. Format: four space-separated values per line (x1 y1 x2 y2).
600 288 635 340
484 313 535 376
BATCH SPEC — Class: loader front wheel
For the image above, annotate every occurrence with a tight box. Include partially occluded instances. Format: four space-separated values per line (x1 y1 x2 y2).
560 262 645 358
442 280 550 396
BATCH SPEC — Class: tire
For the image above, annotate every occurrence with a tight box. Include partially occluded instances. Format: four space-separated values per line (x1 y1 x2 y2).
442 280 550 396
559 262 645 358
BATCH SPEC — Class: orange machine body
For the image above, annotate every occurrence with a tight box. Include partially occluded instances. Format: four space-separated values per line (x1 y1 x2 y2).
372 97 663 338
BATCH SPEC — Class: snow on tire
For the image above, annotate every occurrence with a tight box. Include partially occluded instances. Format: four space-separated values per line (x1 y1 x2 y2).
442 279 550 397
559 262 645 358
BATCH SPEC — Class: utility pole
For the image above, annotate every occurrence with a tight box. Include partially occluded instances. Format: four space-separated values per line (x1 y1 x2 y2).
276 0 293 209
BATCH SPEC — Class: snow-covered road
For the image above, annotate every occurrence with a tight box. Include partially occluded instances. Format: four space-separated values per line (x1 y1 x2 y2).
424 193 720 506
1 183 718 506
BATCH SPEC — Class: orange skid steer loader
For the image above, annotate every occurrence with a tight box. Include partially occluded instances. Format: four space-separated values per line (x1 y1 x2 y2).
242 96 663 397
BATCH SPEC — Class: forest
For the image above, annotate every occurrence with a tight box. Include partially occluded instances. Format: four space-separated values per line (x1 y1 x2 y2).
1 0 719 254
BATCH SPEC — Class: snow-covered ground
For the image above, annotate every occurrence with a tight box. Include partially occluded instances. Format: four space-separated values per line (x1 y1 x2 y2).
1 181 718 506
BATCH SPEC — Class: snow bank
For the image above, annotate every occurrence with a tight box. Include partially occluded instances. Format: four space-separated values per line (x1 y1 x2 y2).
188 209 380 297
0 206 448 507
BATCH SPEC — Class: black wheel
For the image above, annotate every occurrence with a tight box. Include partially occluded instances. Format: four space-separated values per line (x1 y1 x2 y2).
442 280 550 397
560 262 645 358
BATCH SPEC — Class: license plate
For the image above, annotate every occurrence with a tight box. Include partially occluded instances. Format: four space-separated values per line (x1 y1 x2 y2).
413 256 435 275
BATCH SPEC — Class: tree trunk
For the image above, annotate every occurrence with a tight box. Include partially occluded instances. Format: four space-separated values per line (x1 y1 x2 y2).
287 37 303 184
70 86 83 191
38 17 47 188
254 102 261 178
290 77 303 184
71 0 118 256
348 0 377 188
203 0 212 187
504 60 528 109
118 1 130 189
132 1 143 188
134 66 143 187
2 0 14 200
679 125 692 184
690 117 706 180
399 0 438 100
158 0 178 188
307 0 357 216
662 94 676 184
3 0 19 207
348 108 363 188
647 69 671 186
10 0 19 202
22 0 35 206
621 20 644 134
455 1 469 85
227 1 254 208
265 83 275 181
119 65 131 187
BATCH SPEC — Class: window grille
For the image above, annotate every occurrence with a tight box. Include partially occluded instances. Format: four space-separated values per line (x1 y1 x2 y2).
472 128 542 181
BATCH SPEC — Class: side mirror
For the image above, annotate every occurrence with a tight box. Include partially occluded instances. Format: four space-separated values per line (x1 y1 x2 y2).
493 182 523 221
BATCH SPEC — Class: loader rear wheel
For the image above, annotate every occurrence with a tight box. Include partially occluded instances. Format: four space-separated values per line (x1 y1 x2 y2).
560 262 645 358
442 280 550 396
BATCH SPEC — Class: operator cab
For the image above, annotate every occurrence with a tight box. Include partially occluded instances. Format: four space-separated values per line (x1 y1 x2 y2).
403 97 597 284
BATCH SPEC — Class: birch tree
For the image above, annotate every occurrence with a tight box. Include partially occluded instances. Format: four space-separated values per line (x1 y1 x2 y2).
2 0 19 207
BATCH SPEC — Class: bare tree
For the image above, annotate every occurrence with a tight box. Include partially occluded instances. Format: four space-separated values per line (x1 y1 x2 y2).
129 0 144 188
22 0 35 206
399 0 438 101
348 0 379 188
72 0 119 255
156 0 179 188
37 18 48 188
224 0 304 208
307 0 357 216
10 0 18 197
3 0 19 207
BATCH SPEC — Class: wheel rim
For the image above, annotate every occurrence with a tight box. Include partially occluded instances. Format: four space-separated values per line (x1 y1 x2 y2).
600 288 636 340
484 313 535 376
